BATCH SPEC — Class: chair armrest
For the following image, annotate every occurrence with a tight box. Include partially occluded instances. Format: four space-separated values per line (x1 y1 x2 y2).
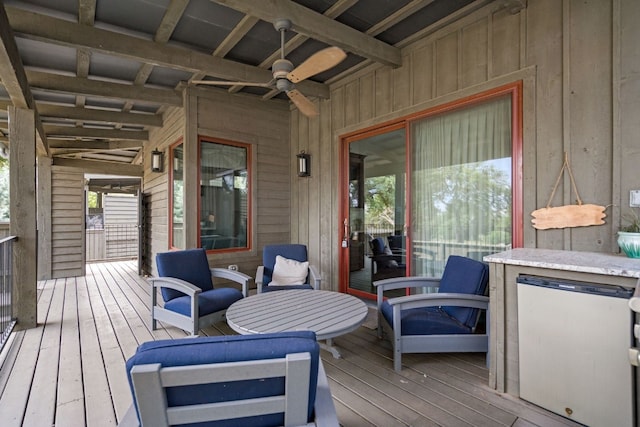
210 268 252 297
386 292 489 311
148 277 201 296
375 276 441 317
308 265 321 290
374 276 441 293
255 265 265 293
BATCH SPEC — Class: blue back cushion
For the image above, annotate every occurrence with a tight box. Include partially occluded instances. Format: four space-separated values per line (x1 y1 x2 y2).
156 248 214 302
262 244 308 286
437 255 489 328
126 331 320 427
370 237 385 255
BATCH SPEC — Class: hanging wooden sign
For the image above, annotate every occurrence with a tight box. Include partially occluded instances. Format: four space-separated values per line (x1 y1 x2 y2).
531 204 606 230
531 153 606 230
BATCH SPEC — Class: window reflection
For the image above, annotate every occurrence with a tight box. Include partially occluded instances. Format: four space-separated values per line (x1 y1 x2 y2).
171 143 185 249
199 139 249 251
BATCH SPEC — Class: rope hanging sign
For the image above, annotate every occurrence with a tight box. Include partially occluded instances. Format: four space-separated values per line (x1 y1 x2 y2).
531 153 606 230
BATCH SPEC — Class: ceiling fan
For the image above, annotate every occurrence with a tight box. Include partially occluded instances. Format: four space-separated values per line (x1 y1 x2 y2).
192 19 347 118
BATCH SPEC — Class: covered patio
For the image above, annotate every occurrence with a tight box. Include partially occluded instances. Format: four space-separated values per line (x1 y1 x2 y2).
0 260 579 426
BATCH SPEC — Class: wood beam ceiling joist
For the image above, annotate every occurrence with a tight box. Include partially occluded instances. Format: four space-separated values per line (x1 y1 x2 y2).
74 0 96 124
119 0 190 126
6 6 329 99
48 139 143 150
0 4 48 155
188 14 260 84
0 100 163 127
210 0 402 67
25 70 182 107
43 125 148 141
52 157 143 176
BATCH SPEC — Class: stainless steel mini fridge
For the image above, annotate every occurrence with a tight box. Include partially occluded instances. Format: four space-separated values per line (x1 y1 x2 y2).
517 275 635 427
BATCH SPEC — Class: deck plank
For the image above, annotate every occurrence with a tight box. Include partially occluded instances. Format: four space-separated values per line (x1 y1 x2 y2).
77 273 117 426
22 278 65 427
325 346 509 427
84 264 133 421
0 261 587 427
56 277 86 425
0 278 56 426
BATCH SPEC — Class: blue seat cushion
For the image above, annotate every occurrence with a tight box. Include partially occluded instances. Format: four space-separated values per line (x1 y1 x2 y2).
156 248 214 302
381 301 471 335
164 287 243 317
437 256 489 329
262 244 309 286
126 331 320 427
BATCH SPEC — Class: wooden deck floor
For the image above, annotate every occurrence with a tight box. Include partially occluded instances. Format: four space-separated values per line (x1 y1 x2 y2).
0 260 581 427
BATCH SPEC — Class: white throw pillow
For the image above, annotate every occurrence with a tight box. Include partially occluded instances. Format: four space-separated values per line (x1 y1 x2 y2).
270 255 309 286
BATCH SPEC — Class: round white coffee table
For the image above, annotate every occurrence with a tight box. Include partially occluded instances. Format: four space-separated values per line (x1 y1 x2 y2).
226 290 368 358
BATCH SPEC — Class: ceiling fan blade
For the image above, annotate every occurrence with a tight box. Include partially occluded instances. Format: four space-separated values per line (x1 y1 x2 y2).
287 46 347 83
286 89 319 118
191 80 272 88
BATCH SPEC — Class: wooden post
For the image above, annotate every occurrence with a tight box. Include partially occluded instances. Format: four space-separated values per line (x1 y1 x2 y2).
9 106 37 329
37 155 52 280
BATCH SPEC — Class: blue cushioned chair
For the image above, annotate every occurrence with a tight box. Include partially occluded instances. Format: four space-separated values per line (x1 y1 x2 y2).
255 244 321 293
369 237 406 282
118 332 339 427
150 248 251 335
375 255 489 371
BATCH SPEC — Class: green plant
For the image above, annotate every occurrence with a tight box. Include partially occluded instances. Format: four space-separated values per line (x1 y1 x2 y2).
620 208 640 233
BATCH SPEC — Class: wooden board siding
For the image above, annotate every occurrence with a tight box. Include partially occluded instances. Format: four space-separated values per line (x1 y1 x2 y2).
145 105 184 275
195 89 290 275
144 89 290 280
50 166 84 278
289 0 640 289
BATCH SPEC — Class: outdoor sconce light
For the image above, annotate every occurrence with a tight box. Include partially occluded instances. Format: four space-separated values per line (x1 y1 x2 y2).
151 149 164 173
297 151 311 177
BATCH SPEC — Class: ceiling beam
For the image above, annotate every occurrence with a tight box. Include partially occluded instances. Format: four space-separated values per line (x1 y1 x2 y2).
74 0 96 124
72 152 137 163
188 14 260 83
0 4 48 155
210 0 402 67
43 125 148 141
6 6 329 99
52 157 143 176
48 139 143 150
365 0 436 36
25 70 183 106
120 0 190 123
0 100 162 127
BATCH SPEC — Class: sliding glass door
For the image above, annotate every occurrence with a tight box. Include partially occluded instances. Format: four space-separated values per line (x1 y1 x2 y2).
410 95 513 277
345 127 407 298
341 83 520 299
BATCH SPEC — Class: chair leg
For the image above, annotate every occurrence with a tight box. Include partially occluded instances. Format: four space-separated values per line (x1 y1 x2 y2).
393 332 402 372
151 307 157 331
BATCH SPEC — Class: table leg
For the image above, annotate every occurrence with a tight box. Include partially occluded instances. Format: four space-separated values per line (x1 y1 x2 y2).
320 338 342 359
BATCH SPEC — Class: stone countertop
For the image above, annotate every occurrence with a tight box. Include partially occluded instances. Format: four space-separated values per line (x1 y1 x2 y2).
484 248 640 279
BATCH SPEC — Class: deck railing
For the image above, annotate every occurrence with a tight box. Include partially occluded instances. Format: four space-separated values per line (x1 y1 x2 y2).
0 235 16 354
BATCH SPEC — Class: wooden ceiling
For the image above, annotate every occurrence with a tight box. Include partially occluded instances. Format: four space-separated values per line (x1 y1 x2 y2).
0 0 519 175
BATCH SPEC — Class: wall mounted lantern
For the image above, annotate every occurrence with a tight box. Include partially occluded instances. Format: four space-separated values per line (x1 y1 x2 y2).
151 149 164 173
297 151 311 177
